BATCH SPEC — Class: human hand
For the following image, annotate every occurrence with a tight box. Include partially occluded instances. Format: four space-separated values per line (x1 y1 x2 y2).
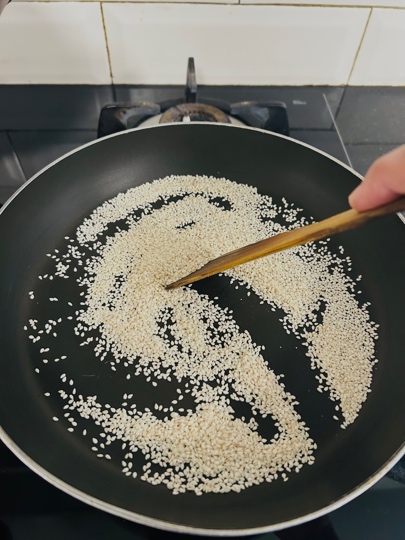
349 144 405 212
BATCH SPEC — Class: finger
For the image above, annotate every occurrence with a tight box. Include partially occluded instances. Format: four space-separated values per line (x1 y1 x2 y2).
349 145 405 212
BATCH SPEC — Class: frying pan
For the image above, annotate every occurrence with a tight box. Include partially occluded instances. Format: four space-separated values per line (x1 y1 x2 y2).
0 123 404 536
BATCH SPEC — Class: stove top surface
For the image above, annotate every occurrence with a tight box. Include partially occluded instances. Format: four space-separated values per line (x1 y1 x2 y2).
0 81 404 540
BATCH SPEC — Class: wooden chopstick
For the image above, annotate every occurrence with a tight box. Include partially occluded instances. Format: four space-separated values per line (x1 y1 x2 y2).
165 196 405 290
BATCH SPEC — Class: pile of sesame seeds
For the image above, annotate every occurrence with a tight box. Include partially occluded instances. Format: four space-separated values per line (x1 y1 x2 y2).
25 174 378 495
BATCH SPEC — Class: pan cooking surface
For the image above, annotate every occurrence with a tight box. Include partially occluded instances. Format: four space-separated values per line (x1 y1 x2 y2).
0 124 404 534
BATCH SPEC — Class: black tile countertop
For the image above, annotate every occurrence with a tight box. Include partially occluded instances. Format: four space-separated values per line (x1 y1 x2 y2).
1 85 405 206
336 87 405 145
0 86 113 131
0 84 404 540
0 131 25 203
8 130 96 179
335 87 405 176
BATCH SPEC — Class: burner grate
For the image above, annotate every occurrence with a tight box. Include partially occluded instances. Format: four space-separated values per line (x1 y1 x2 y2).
160 103 231 124
97 58 290 138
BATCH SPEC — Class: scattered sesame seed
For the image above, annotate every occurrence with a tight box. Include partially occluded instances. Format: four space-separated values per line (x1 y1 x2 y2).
25 174 378 496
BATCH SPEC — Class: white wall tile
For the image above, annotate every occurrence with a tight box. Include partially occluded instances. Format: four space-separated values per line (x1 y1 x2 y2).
12 0 405 5
0 3 111 84
15 0 237 3
103 4 369 85
350 8 405 85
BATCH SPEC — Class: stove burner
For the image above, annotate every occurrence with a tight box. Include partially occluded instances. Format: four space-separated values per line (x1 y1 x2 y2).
97 57 290 138
160 103 231 124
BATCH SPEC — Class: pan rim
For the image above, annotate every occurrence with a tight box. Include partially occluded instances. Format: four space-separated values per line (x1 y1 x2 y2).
0 122 365 217
1 121 404 535
1 424 404 536
1 122 404 224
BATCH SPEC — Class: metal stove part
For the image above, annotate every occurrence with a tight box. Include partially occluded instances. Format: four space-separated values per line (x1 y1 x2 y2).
160 103 231 124
137 112 246 128
97 57 290 138
97 102 161 138
231 101 289 135
185 57 197 104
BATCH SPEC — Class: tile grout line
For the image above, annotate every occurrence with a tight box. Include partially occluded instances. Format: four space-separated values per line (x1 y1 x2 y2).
332 85 346 128
100 2 115 93
322 93 353 169
73 2 405 8
347 7 373 84
6 1 405 7
237 3 404 7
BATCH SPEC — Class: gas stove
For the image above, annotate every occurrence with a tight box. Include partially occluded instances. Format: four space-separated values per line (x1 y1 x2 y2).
98 58 289 137
0 68 404 540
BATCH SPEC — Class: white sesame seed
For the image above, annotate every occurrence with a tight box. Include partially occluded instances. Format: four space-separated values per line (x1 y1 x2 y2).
27 174 378 496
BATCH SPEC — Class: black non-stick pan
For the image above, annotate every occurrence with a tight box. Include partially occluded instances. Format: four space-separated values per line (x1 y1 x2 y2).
0 124 404 536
